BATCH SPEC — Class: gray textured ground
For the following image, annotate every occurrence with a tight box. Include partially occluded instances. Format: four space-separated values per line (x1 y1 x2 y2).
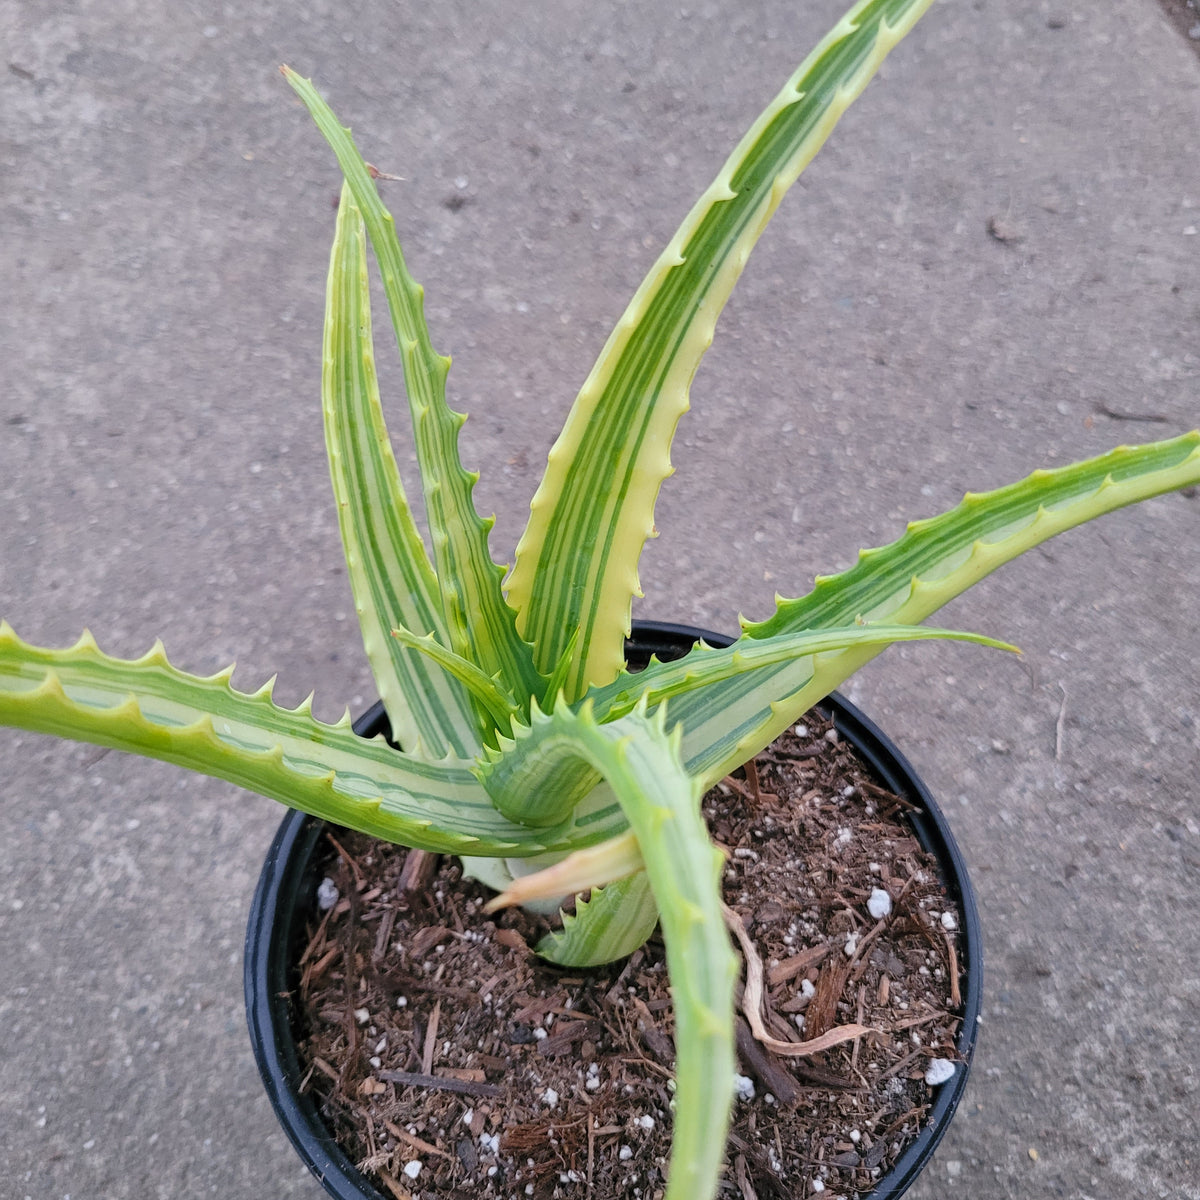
2 1 1197 1197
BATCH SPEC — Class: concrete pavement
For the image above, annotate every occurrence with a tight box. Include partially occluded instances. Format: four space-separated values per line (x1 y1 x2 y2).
2 1 1197 1196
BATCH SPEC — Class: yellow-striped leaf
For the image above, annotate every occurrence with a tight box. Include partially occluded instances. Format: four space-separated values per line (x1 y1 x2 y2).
286 69 545 724
323 187 480 756
507 0 935 700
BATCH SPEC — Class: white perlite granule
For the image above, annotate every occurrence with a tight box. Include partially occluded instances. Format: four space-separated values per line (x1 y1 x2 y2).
316 877 339 911
924 1058 956 1086
867 887 893 919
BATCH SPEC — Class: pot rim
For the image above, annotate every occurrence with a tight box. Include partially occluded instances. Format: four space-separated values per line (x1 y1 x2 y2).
245 620 982 1200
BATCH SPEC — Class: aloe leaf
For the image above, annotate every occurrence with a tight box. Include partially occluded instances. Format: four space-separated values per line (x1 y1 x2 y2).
584 622 1017 725
460 849 590 917
476 699 737 1200
475 699 605 828
557 624 1015 849
506 0 935 700
539 626 580 710
536 871 660 968
482 830 643 912
389 624 518 732
325 186 480 756
0 625 606 855
670 433 1200 785
285 69 544 715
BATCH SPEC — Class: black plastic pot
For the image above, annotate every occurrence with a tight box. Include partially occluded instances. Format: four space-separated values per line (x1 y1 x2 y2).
246 621 981 1200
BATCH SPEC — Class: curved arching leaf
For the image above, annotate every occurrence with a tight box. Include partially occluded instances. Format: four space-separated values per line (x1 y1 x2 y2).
507 0 936 700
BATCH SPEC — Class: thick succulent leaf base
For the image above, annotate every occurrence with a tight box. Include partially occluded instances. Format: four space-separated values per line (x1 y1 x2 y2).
479 831 645 918
459 852 588 917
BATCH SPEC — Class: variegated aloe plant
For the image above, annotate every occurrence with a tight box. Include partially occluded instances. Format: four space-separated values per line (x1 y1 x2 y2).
2 1 1199 1197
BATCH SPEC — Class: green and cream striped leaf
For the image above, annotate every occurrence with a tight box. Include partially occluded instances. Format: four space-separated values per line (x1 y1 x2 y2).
285 69 544 717
561 625 1015 842
389 624 519 733
0 625 614 855
666 433 1200 786
506 0 935 701
583 623 1017 726
475 697 607 828
539 627 580 710
537 871 660 968
324 186 480 756
476 698 736 1200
